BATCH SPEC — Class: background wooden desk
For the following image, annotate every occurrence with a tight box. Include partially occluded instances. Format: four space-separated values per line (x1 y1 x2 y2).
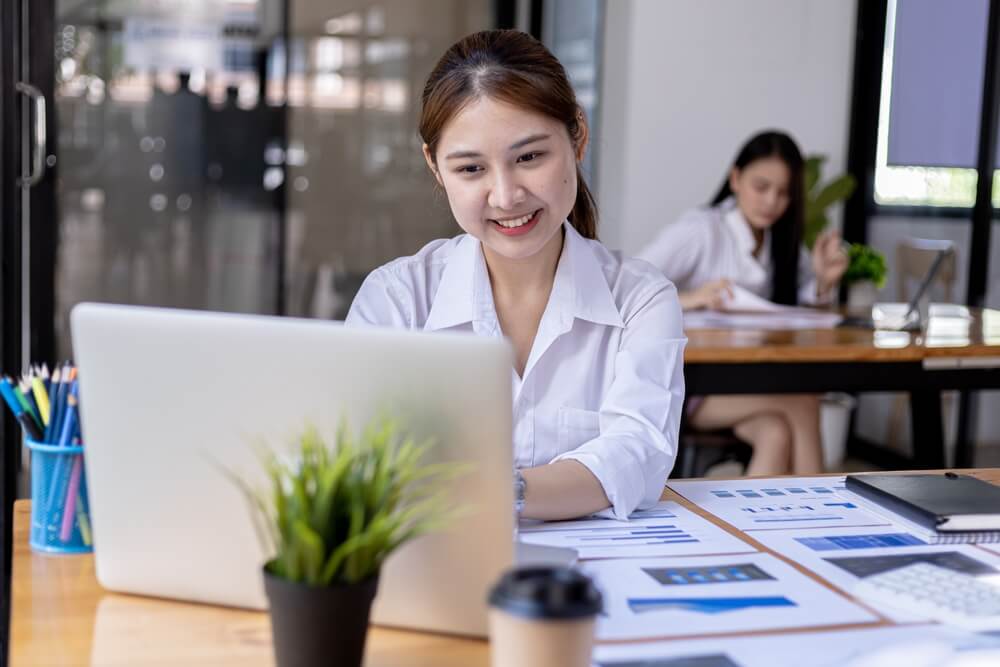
683 308 1000 469
11 469 1000 666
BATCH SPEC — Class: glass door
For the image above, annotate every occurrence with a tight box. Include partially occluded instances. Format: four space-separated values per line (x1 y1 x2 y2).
49 0 291 359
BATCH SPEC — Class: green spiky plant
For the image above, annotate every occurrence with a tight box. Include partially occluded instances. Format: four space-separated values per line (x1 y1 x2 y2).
230 419 463 587
803 155 857 250
804 154 887 286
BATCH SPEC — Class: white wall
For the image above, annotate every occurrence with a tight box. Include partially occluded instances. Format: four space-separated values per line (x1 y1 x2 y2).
596 0 858 255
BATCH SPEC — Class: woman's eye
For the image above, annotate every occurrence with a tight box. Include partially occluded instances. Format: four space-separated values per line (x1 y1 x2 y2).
517 151 544 164
456 165 483 174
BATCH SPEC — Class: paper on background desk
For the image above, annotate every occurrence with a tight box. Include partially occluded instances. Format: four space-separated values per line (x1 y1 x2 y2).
518 501 756 559
583 552 876 641
591 624 1000 667
683 285 843 330
748 524 1000 623
667 477 894 532
683 310 843 330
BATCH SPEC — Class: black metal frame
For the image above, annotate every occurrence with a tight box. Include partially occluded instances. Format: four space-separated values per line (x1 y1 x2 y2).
1 1 23 662
846 0 1000 224
842 0 887 246
27 0 57 365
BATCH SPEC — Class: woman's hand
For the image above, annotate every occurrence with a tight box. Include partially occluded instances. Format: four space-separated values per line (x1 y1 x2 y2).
812 229 849 297
679 279 734 311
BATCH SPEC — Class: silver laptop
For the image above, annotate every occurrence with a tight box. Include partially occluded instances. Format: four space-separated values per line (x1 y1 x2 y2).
71 303 518 636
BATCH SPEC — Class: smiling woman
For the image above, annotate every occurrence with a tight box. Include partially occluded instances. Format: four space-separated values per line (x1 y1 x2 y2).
345 30 686 522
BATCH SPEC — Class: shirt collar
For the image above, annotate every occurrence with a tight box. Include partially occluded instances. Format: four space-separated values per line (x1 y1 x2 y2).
561 222 625 328
423 233 498 334
721 196 769 261
423 222 624 333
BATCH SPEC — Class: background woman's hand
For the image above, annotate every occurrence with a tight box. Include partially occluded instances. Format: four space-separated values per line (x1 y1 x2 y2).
679 279 733 311
812 229 849 296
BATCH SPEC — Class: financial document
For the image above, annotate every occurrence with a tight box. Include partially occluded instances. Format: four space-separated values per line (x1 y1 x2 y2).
591 624 1000 667
668 477 894 531
749 525 1000 622
583 552 876 640
518 501 755 559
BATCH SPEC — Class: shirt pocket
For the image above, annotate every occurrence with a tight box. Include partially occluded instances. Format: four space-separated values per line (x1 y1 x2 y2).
556 407 601 455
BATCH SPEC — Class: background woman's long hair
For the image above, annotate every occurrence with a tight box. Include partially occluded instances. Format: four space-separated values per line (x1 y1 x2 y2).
711 131 805 305
419 29 598 239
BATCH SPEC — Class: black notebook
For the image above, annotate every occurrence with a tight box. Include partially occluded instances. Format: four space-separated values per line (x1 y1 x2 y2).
846 473 1000 542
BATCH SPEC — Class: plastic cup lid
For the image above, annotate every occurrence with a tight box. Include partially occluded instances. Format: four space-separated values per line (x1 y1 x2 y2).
487 566 602 620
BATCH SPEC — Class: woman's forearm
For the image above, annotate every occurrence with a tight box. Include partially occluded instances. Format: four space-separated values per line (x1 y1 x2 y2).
519 459 610 521
677 291 700 311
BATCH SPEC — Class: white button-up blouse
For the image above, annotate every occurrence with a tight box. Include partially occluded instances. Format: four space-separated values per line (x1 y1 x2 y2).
345 222 687 519
637 197 829 305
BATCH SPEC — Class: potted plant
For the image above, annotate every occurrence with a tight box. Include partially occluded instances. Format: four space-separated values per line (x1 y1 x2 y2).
229 420 460 667
843 242 888 308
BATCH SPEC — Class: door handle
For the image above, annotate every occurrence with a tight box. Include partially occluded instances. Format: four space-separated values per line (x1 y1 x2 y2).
15 82 47 188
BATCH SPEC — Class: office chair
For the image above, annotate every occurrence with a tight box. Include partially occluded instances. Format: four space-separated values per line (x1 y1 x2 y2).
674 399 753 478
885 238 958 457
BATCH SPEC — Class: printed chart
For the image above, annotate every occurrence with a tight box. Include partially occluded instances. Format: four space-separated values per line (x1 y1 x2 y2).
518 501 755 559
750 526 1000 622
592 625 1000 667
583 552 875 640
668 477 893 531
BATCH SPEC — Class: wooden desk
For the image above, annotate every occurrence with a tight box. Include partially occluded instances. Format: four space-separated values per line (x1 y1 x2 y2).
683 308 1000 468
11 470 1000 666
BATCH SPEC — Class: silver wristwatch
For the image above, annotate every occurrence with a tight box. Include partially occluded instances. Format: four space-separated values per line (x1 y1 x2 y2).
513 468 527 515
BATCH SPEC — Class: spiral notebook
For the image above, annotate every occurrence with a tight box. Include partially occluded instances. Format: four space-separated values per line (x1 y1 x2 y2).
845 473 1000 544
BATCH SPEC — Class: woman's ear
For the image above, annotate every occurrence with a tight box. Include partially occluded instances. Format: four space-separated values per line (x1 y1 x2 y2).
728 166 741 195
574 110 589 163
422 143 444 187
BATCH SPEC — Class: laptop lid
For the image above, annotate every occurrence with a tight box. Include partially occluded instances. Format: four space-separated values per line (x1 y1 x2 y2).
71 303 514 637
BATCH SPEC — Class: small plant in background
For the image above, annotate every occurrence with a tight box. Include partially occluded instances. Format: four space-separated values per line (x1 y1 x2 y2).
233 419 463 587
803 154 857 249
843 243 888 288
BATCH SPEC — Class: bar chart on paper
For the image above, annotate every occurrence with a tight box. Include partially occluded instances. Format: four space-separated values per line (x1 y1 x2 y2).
668 477 894 531
517 501 756 559
585 553 877 640
796 533 927 552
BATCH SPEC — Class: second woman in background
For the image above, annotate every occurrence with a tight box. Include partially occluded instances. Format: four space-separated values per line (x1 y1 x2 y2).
639 131 848 476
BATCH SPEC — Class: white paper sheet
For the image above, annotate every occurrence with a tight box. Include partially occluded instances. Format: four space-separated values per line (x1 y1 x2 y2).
583 552 876 641
667 477 894 532
682 286 843 329
683 310 843 330
721 285 789 313
591 624 1000 667
749 525 1000 622
977 543 1000 557
518 501 756 559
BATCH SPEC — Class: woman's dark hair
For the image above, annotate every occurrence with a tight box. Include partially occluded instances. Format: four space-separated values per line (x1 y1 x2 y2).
419 29 597 240
711 131 805 305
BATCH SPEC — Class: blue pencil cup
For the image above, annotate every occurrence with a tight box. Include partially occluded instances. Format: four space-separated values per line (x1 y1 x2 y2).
27 439 93 554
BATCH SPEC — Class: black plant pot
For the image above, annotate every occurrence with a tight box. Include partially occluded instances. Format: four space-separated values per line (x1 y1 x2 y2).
263 565 379 667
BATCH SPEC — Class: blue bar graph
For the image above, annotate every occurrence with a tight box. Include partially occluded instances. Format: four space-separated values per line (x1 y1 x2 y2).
796 533 926 552
628 596 796 615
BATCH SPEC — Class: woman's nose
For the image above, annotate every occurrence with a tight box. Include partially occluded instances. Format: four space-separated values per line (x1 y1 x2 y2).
487 170 526 210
